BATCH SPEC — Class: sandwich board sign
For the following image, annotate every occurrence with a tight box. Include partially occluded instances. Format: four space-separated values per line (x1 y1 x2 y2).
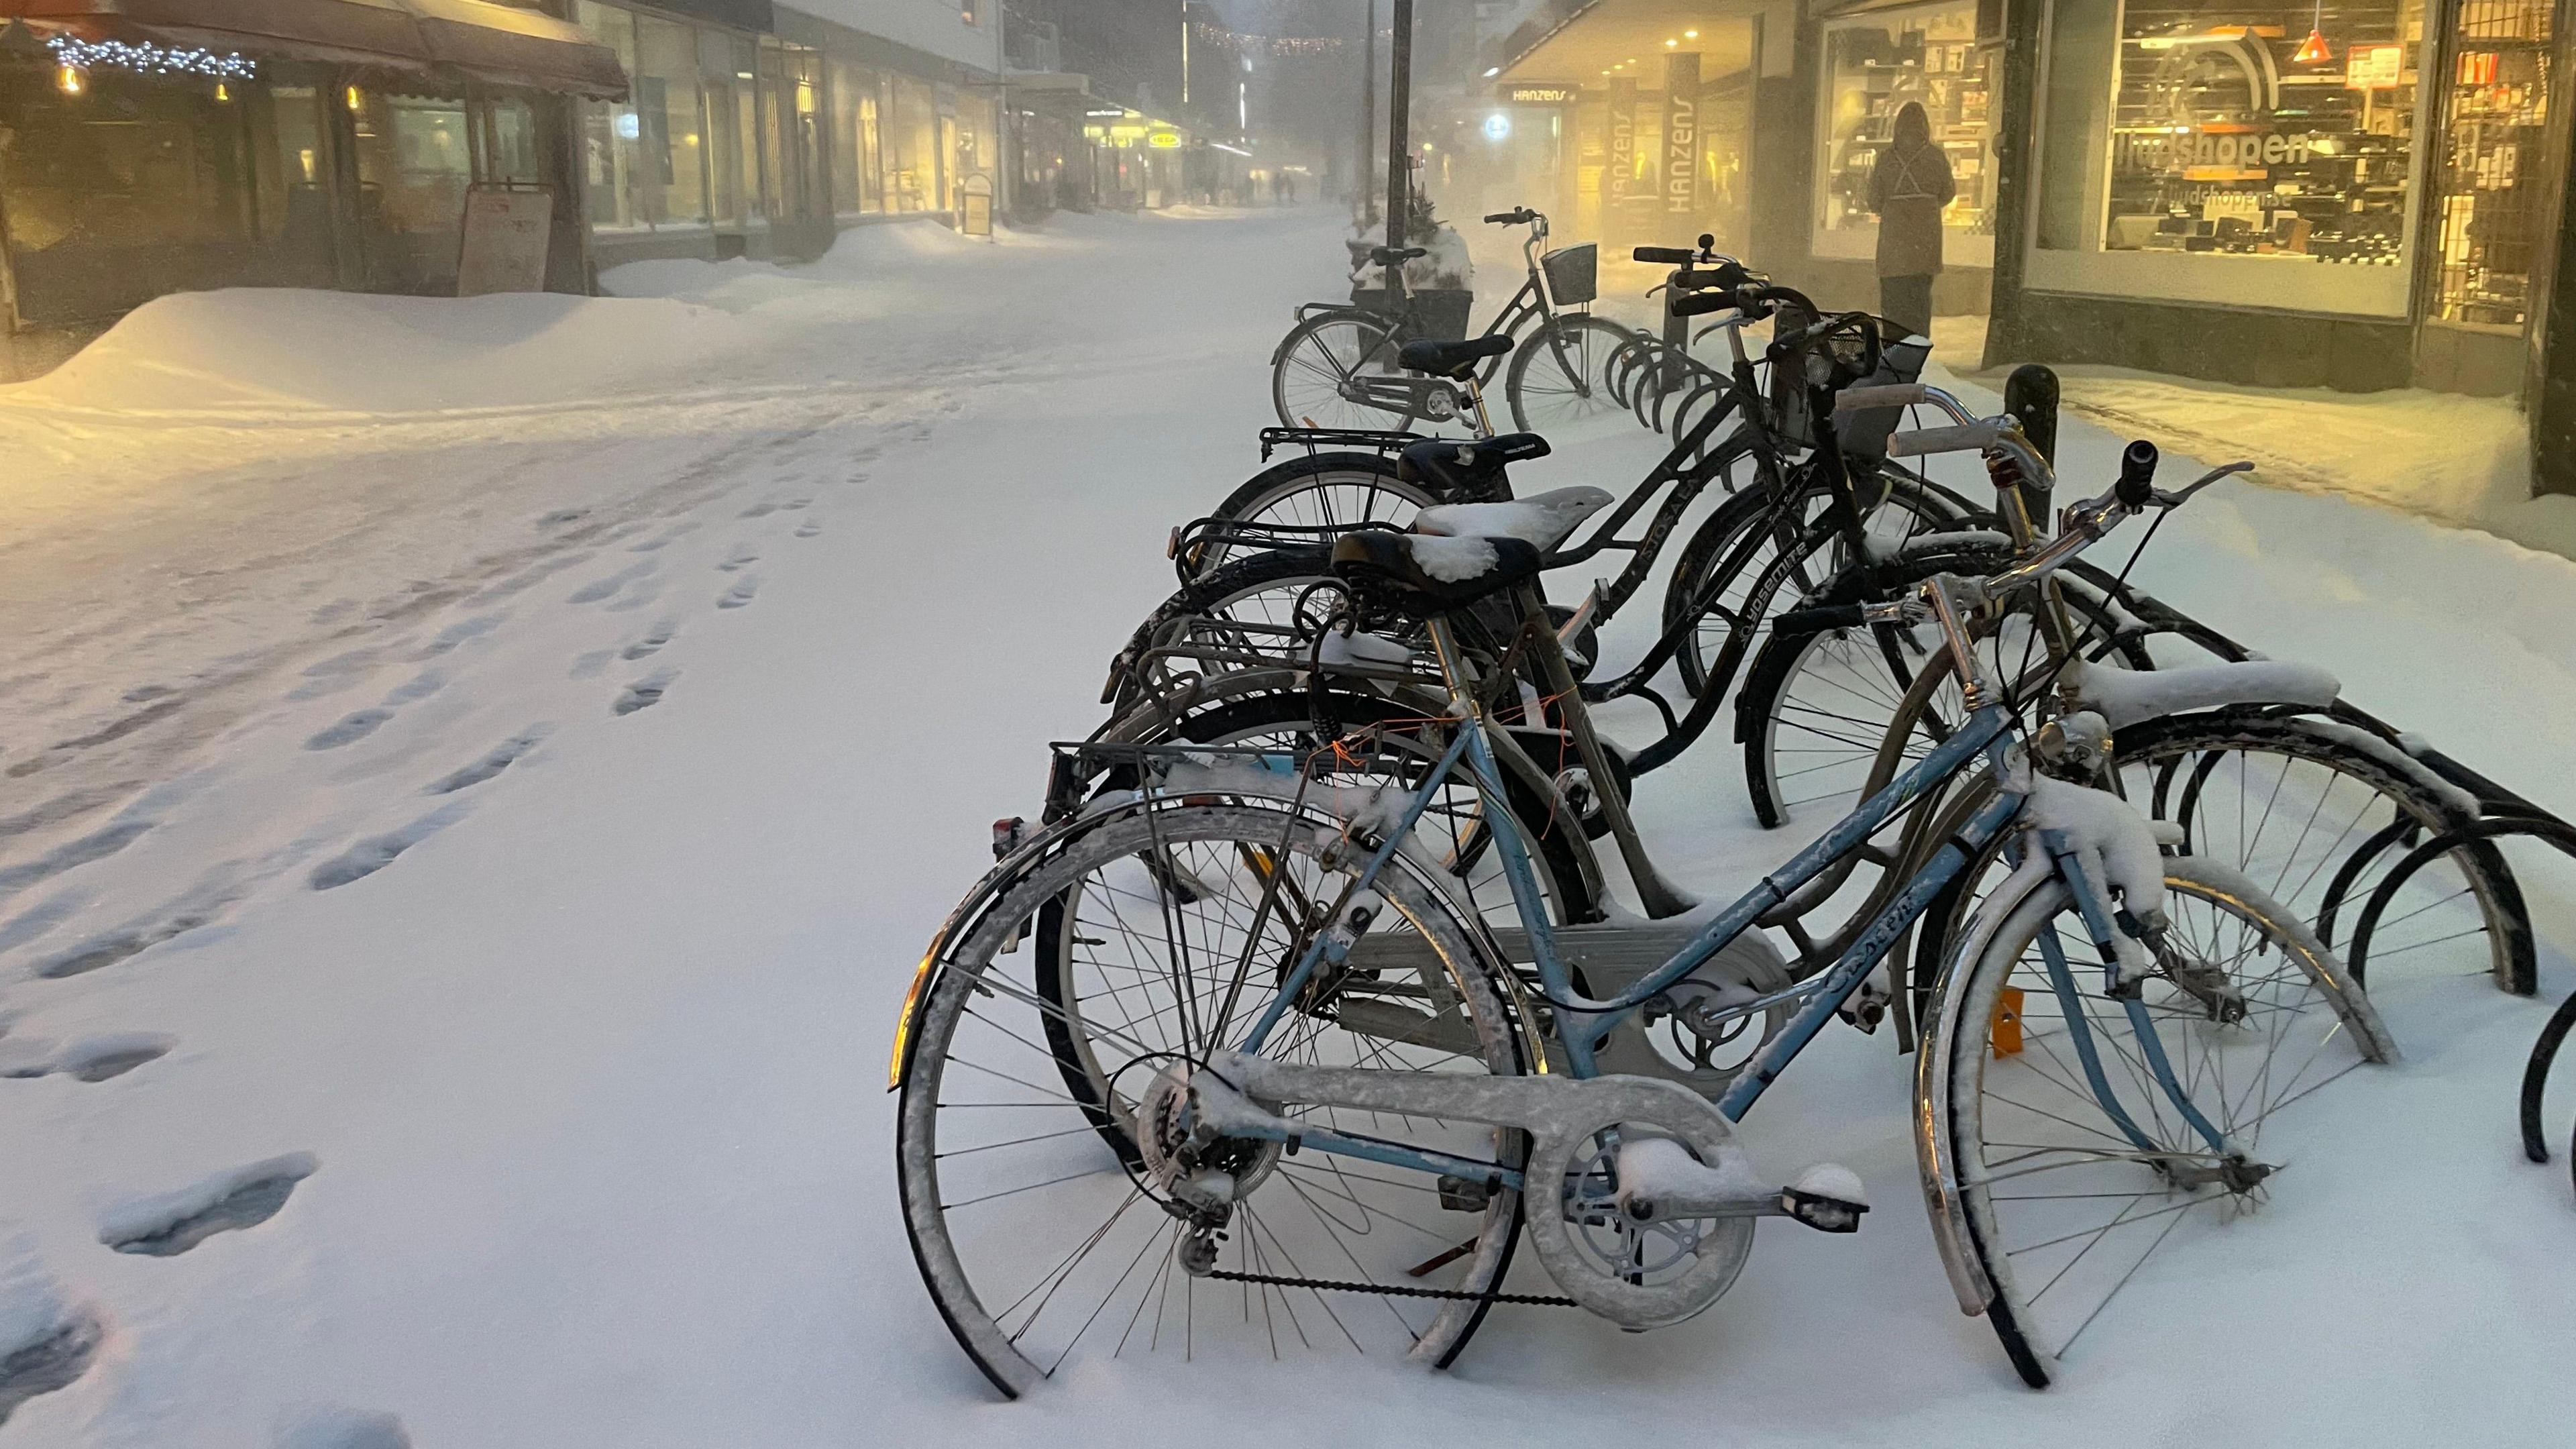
458 185 554 297
961 173 995 239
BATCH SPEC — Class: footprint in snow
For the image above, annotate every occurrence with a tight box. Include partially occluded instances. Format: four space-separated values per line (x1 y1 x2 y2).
794 521 822 539
0 1033 175 1083
121 683 176 704
34 913 211 979
718 577 759 610
568 649 614 681
568 559 657 605
304 709 392 751
276 1404 413 1449
0 1244 101 1429
101 1153 318 1256
623 622 677 660
412 612 504 661
716 545 760 573
537 507 589 527
614 671 674 716
309 804 464 890
426 729 548 796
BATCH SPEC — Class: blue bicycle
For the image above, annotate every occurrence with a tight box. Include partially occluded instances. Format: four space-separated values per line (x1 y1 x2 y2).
894 437 2396 1395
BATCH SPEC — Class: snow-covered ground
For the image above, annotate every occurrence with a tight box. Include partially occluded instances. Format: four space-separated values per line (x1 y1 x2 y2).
0 207 2570 1446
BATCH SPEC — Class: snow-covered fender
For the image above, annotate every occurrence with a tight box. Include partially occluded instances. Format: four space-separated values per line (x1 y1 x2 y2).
2063 656 2339 731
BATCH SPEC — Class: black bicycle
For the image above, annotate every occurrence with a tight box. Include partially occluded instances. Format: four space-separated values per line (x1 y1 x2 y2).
1269 208 1634 434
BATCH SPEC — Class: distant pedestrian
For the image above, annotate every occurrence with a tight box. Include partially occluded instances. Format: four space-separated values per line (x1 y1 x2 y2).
1271 171 1286 206
1283 172 1297 205
1868 101 1953 340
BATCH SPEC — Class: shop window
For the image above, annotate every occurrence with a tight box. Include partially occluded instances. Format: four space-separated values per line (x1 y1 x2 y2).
578 2 712 232
1814 2 1999 268
484 98 541 184
0 72 260 322
637 15 710 226
824 58 888 217
2430 0 2554 328
701 28 762 228
889 76 939 211
2030 0 2428 316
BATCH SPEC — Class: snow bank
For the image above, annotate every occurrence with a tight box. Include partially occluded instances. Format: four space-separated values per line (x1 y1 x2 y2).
3 288 760 415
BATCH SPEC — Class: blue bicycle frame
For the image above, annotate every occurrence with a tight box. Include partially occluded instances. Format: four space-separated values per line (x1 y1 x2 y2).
1211 682 2234 1193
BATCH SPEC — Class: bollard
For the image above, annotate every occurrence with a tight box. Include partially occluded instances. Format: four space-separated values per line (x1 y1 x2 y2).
2002 362 2059 529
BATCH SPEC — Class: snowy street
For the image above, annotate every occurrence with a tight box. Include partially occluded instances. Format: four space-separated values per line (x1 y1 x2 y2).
2 208 2573 1446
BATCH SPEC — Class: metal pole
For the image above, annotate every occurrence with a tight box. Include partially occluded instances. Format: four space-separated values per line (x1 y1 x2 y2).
1384 0 1412 303
1357 0 1377 227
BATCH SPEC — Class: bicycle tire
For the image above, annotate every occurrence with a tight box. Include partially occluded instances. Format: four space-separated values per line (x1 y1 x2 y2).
899 803 1532 1393
1189 452 1429 576
1505 315 1634 434
1273 309 1420 431
1925 854 2393 1387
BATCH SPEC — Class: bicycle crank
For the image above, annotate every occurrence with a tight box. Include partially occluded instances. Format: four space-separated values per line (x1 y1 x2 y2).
1162 1051 1866 1330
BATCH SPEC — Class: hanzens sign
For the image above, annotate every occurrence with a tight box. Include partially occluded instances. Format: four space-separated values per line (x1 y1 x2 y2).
1664 53 1699 217
456 186 553 297
1506 85 1578 105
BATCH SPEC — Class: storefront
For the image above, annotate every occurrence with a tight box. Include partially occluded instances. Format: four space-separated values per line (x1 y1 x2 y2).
1482 3 1767 256
572 1 1002 266
0 0 623 378
1987 0 2573 400
1807 0 2004 315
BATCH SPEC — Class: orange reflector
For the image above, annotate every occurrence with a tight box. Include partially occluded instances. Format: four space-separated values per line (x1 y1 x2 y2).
1990 985 2025 1057
890 947 939 1091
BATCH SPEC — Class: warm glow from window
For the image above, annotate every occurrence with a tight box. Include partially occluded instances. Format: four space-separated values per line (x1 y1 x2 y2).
346 85 364 111
56 65 83 96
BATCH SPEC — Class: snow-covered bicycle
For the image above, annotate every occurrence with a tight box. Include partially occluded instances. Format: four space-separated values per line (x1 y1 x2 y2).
892 441 2395 1395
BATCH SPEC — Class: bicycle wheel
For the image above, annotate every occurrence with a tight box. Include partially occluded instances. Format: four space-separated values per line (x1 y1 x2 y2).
1665 468 1984 702
1927 854 2394 1387
1109 546 1335 712
1191 453 1430 575
1506 315 1635 435
2106 712 2529 1022
1737 555 2149 829
898 803 1531 1394
1273 311 1419 431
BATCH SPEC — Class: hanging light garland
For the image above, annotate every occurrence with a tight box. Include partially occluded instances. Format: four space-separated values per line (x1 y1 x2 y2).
46 35 258 83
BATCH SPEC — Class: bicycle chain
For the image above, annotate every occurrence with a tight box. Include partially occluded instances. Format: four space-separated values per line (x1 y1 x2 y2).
1199 1266 1574 1307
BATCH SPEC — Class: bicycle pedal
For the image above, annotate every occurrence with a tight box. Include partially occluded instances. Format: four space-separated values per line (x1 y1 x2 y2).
1780 1164 1869 1234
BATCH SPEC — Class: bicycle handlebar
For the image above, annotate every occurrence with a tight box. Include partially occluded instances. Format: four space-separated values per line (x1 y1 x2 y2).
2116 440 2160 508
1485 208 1538 225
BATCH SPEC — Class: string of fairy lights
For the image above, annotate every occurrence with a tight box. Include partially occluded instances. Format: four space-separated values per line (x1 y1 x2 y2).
46 35 258 83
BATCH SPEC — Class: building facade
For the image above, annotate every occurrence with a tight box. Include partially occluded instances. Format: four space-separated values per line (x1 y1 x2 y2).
1477 0 2576 496
570 0 1007 268
0 0 625 379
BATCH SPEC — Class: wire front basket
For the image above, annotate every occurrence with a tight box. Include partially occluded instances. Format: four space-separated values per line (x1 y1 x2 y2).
1542 244 1599 306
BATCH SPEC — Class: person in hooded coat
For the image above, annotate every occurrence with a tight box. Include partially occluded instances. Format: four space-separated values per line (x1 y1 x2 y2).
1868 101 1954 339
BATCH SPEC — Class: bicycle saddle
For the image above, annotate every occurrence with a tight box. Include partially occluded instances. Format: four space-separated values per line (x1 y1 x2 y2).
1331 529 1545 614
1397 335 1514 380
1395 432 1550 498
1415 486 1613 553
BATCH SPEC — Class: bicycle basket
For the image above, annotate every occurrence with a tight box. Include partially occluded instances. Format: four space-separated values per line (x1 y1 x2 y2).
1350 286 1476 343
1541 244 1599 306
1837 330 1935 464
1766 304 1907 452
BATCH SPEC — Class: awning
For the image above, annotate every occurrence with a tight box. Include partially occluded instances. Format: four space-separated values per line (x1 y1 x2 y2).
2 0 628 98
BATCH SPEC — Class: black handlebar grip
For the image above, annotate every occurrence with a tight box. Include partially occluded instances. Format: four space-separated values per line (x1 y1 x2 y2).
1483 211 1527 225
1772 604 1868 636
1670 290 1736 317
1633 246 1696 264
2116 441 2159 507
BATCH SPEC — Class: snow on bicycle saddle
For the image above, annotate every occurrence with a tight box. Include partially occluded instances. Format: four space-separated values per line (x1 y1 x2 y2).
1330 529 1544 610
1397 333 1515 378
1416 486 1613 553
